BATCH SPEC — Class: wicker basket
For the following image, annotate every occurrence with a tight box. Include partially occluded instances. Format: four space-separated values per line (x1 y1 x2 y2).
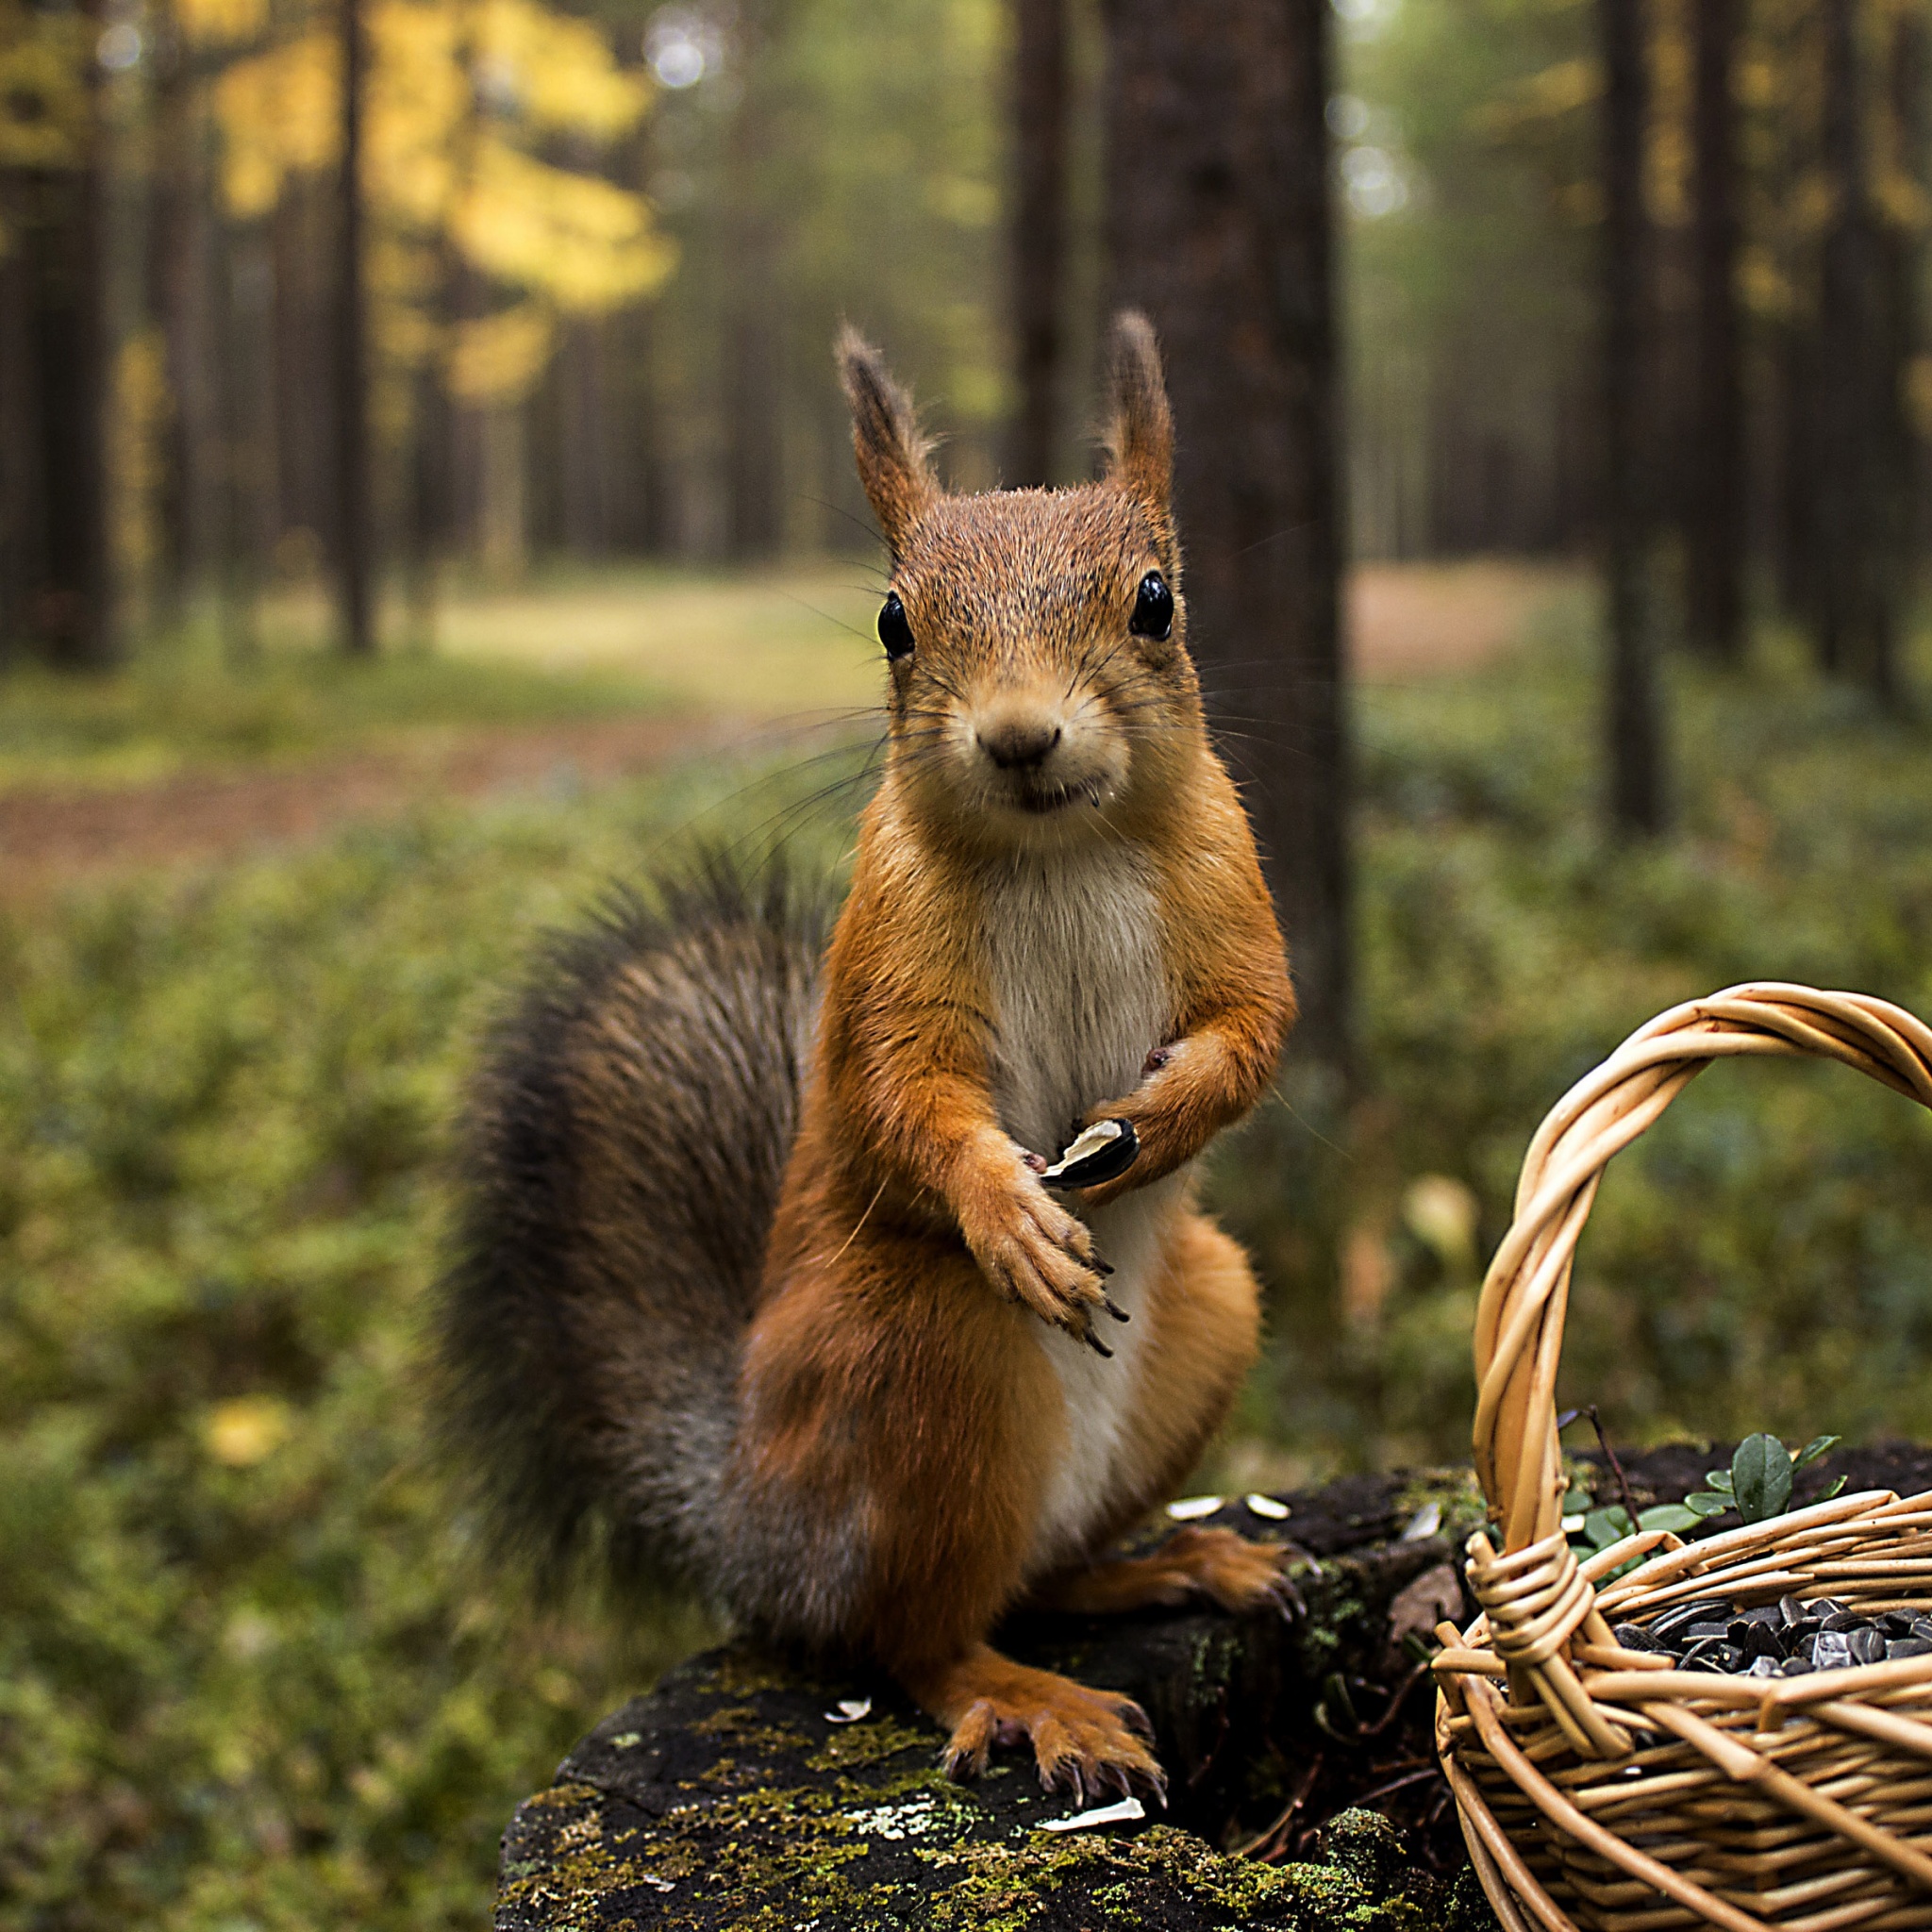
1432 983 1932 1932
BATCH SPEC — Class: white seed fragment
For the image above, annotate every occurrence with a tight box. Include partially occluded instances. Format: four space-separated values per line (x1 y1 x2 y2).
1167 1495 1224 1521
1040 1794 1145 1832
1401 1500 1443 1541
1561 1513 1587 1535
824 1697 873 1724
1041 1119 1126 1181
1244 1493 1291 1521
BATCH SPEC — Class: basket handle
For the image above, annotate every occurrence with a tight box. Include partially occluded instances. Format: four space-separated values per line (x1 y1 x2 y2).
1474 983 1932 1557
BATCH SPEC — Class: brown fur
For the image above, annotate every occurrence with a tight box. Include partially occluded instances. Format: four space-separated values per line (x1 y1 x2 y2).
436 316 1294 1806
733 314 1296 1796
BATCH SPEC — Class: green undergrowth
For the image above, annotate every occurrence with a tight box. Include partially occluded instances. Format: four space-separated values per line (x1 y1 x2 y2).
8 593 1932 1924
0 752 862 1930
0 621 672 792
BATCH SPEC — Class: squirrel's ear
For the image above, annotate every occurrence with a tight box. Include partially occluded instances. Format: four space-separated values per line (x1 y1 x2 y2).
837 326 938 553
1100 310 1174 520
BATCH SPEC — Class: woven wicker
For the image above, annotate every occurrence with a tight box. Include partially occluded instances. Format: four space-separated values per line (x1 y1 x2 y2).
1432 983 1932 1932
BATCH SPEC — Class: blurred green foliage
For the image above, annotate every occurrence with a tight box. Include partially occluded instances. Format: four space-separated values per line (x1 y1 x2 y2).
1221 593 1932 1471
0 749 858 1929
9 593 1932 1923
0 623 664 791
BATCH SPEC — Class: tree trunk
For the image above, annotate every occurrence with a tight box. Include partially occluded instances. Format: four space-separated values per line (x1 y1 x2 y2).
1688 0 1744 666
1008 0 1069 487
1815 0 1893 697
334 0 374 653
1877 2 1925 702
1599 0 1664 834
149 6 218 628
722 7 782 560
18 0 118 672
1103 0 1350 1074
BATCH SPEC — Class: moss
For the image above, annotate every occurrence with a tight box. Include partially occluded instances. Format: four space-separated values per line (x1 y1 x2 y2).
1394 1467 1491 1544
804 1711 938 1774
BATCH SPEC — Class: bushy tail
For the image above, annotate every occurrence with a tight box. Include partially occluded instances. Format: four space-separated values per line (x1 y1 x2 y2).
431 858 827 1601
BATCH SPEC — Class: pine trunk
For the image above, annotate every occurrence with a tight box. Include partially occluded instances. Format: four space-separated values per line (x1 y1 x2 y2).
1102 0 1350 1074
334 0 374 653
1600 0 1664 834
1689 0 1744 665
1008 0 1068 487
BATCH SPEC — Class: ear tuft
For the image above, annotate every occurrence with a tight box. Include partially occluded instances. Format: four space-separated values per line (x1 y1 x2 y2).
837 325 938 552
1101 310 1174 519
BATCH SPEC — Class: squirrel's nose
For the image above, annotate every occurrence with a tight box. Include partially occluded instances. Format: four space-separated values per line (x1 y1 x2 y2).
978 714 1062 771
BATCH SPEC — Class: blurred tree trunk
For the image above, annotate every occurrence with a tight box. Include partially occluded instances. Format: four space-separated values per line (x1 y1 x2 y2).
1689 0 1744 665
1770 2 1818 633
1599 0 1664 834
723 6 782 559
1877 2 1925 695
1008 0 1068 487
149 4 217 629
217 220 274 660
334 0 374 652
14 0 117 671
1103 0 1349 1074
1815 0 1893 697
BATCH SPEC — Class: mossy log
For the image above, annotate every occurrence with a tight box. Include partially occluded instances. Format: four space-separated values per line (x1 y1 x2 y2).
494 1474 1504 1931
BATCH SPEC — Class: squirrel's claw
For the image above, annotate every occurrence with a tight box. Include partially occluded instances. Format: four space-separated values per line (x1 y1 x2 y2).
1101 1292 1129 1323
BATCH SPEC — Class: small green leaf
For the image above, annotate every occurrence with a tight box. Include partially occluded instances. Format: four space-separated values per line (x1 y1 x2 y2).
1792 1434 1841 1472
1704 1470 1735 1494
1584 1507 1633 1551
1820 1474 1848 1501
1685 1491 1730 1518
1732 1433 1793 1524
1637 1504 1700 1534
1560 1486 1593 1516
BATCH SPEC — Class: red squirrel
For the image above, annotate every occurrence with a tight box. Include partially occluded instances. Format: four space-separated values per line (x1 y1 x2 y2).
436 312 1297 1802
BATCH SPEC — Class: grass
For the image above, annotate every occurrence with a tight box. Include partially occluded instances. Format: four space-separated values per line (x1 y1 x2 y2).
0 562 885 792
8 576 1932 1925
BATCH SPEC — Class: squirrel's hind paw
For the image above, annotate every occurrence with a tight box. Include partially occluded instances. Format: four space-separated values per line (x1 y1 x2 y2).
938 1669 1165 1807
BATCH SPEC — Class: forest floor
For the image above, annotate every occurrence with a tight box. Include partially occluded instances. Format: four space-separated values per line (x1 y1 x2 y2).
0 558 1569 900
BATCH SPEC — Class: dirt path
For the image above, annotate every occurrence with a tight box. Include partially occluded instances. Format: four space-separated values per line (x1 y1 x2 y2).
0 562 1571 900
0 711 758 902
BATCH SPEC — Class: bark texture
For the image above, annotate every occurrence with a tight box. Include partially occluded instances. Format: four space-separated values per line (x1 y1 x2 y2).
493 1477 1490 1931
1102 0 1349 1072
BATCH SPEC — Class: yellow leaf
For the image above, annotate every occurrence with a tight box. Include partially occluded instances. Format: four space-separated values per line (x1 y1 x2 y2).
446 301 554 403
203 1395 296 1468
175 0 268 49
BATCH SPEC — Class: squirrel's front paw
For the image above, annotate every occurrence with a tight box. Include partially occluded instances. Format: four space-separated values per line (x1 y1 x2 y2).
957 1145 1114 1353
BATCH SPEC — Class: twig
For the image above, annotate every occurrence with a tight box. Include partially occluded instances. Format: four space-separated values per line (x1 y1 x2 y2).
1357 1657 1432 1740
1566 1402 1640 1529
1348 1765 1443 1809
1235 1752 1324 1862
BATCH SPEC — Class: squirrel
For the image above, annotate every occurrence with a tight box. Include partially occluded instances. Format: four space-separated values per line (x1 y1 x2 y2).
434 311 1297 1803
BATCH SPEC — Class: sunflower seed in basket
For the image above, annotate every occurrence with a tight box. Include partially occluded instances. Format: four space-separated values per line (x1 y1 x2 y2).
1849 1626 1889 1666
1609 1591 1932 1678
1812 1630 1854 1670
1650 1598 1735 1643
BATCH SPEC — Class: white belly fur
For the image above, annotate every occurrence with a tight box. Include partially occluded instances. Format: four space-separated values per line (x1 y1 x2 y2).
978 848 1186 1577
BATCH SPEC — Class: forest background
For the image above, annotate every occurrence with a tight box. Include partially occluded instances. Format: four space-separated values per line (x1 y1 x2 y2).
9 0 1932 1924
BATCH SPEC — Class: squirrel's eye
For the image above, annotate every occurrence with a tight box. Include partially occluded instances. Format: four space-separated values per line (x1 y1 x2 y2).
1130 572 1174 641
878 592 914 661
